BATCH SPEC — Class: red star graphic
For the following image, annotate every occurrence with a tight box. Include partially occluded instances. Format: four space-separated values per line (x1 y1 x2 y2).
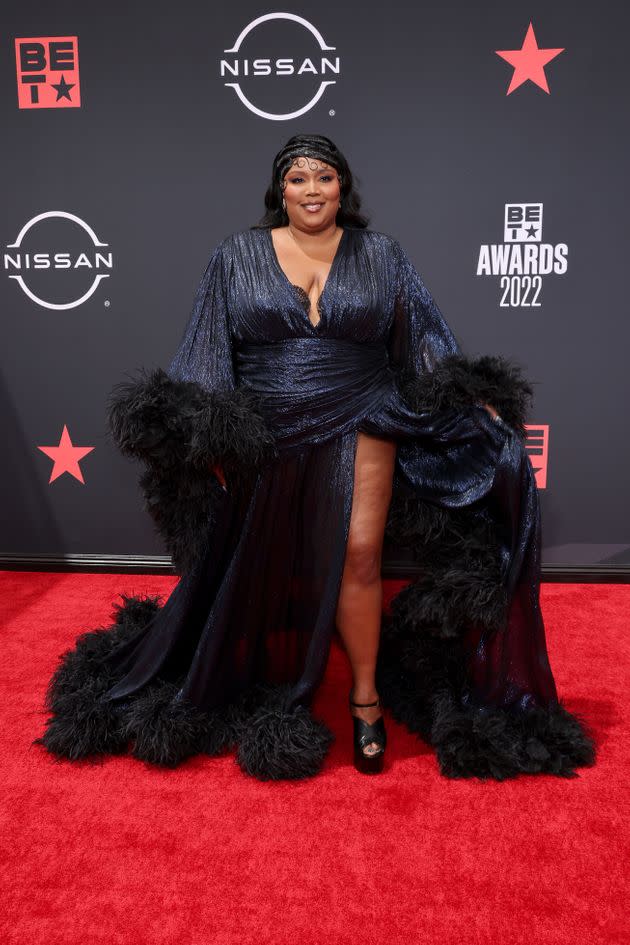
496 21 565 94
38 424 95 483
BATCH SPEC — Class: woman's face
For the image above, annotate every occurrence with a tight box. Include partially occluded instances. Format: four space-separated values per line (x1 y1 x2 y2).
281 156 341 230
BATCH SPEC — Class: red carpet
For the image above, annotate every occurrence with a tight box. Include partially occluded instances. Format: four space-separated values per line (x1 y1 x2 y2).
1 571 628 944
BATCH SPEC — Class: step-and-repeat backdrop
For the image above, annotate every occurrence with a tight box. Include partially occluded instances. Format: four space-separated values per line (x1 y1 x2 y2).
3 2 628 569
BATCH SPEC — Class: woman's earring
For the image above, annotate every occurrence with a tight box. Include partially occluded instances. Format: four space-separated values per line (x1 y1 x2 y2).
282 198 286 210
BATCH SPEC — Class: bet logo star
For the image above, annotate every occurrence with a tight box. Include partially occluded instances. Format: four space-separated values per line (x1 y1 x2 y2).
50 74 75 101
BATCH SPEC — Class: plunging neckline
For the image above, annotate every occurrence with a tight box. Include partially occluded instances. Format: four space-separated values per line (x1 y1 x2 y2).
265 225 348 331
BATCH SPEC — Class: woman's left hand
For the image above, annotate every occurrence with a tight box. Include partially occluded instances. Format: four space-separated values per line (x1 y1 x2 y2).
482 402 500 420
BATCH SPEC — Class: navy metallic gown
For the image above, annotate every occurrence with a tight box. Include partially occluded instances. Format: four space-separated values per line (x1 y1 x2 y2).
36 225 596 781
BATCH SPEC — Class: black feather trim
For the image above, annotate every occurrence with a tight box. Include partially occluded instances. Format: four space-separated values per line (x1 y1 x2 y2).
398 353 534 437
105 366 279 571
389 570 508 640
32 679 130 760
386 494 508 638
377 624 597 780
121 680 232 767
235 683 335 781
432 689 597 780
32 594 162 759
35 598 335 780
40 592 161 714
137 462 223 574
106 366 277 477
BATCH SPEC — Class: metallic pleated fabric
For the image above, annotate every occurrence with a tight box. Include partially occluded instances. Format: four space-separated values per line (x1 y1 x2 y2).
102 225 558 719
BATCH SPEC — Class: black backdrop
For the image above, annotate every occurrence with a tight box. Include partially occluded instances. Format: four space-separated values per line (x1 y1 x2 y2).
2 1 629 576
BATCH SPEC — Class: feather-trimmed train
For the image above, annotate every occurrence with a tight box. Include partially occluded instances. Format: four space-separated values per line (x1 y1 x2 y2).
33 226 596 781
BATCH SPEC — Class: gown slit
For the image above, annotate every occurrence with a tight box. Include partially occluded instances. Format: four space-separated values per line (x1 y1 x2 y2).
34 224 597 781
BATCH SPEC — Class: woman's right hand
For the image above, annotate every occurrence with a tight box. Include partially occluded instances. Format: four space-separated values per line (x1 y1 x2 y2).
210 463 227 491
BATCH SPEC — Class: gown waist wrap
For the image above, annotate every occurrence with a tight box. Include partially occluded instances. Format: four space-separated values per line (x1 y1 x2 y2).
234 337 396 450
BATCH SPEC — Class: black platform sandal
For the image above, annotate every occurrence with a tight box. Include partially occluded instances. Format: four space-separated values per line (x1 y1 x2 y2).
349 690 387 774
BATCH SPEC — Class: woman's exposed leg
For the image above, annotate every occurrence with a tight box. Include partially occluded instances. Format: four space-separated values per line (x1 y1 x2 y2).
335 431 397 754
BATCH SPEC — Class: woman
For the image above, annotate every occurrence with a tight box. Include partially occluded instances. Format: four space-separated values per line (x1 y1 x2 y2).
35 134 596 781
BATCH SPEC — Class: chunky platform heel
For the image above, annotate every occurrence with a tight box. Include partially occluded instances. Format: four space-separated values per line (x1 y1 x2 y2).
349 690 387 774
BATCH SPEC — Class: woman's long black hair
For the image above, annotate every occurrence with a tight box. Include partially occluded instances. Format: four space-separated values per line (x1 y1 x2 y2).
251 133 370 230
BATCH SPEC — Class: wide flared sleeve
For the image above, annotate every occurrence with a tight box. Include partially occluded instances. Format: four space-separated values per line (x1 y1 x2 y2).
387 239 533 435
387 238 463 377
106 238 275 473
165 242 235 393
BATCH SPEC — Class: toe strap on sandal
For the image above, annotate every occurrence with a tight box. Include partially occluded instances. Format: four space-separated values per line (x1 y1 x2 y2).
353 716 387 753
